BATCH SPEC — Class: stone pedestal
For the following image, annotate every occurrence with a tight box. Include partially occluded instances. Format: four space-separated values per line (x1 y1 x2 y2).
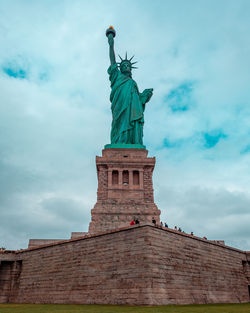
88 148 161 233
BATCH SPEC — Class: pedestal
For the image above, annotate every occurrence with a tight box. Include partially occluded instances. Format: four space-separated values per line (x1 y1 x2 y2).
88 148 161 233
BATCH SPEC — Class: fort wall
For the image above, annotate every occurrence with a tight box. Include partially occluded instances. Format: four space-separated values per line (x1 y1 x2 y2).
0 225 249 305
146 226 249 304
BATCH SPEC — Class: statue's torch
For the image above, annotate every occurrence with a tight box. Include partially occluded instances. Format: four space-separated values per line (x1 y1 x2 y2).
106 26 116 65
106 26 116 38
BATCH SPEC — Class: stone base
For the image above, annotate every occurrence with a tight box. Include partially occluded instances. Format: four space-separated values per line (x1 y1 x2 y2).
1 225 249 305
89 202 160 233
89 148 161 233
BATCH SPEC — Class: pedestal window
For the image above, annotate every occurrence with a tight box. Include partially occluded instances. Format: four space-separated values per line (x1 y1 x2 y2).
133 170 139 185
112 170 118 185
122 170 129 185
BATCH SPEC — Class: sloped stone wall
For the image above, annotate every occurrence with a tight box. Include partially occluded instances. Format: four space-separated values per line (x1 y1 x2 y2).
145 226 249 305
10 226 154 304
0 225 249 305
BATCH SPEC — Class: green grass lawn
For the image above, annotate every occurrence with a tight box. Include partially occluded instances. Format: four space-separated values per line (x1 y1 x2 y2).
0 303 249 313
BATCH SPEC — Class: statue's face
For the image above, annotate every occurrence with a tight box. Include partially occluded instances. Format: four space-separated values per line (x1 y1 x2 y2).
120 61 131 75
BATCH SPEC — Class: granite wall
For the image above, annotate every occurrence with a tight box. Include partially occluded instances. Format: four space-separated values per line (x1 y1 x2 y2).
0 225 249 305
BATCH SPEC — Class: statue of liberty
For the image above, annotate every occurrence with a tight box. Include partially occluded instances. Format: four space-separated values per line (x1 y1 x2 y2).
105 26 153 148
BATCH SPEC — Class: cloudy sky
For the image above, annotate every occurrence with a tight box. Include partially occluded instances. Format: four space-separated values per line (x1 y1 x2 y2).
0 0 250 251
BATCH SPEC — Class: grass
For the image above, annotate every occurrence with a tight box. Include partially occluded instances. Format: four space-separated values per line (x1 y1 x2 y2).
0 303 249 313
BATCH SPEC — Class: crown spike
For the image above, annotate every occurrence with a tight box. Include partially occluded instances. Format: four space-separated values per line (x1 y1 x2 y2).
125 52 128 60
129 55 134 61
118 55 123 61
132 66 138 69
131 61 138 65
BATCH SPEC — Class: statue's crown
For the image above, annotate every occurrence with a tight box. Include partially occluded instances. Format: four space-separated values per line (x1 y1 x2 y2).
118 52 138 69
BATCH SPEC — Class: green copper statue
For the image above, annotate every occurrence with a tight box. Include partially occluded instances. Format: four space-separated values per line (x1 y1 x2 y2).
106 26 153 147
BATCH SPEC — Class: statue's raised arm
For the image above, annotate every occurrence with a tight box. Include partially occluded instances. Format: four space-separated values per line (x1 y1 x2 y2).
106 26 116 66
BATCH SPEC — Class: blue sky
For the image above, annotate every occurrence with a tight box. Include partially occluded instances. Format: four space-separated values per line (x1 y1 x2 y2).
0 0 250 250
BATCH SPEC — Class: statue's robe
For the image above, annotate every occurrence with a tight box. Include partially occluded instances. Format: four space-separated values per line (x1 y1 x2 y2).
108 63 145 144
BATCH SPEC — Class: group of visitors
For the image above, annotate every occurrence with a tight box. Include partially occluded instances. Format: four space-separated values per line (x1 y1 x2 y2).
174 226 184 232
130 218 140 226
129 218 208 240
152 218 168 227
168 224 208 240
174 225 193 235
